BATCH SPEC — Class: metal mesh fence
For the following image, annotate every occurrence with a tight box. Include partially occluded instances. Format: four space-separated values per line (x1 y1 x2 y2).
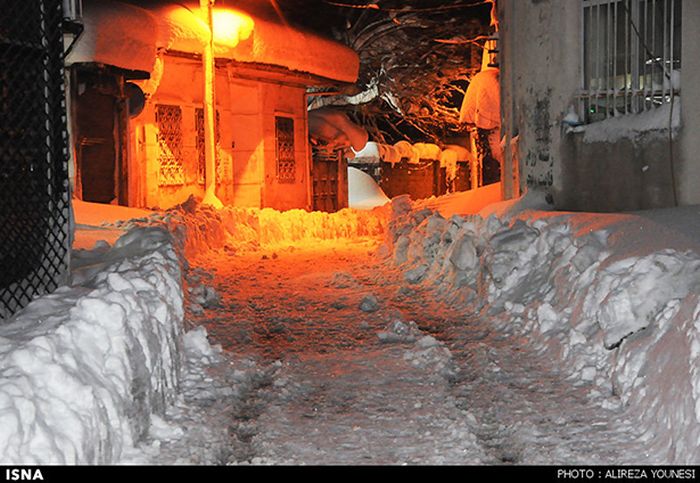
0 0 71 320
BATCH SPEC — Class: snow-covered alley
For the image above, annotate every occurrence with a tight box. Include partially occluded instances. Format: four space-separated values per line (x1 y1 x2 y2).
3 195 700 465
103 194 700 466
175 237 643 465
7 0 700 472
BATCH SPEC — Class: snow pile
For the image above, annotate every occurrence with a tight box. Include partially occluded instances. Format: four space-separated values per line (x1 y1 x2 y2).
382 197 700 463
348 167 390 210
0 227 184 464
182 326 222 365
114 197 390 257
375 317 455 381
377 319 420 344
576 100 681 144
403 334 454 380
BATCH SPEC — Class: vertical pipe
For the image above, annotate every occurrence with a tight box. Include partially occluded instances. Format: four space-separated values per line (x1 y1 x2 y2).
625 0 629 113
503 0 517 199
304 92 313 210
652 0 657 100
583 3 589 121
201 0 222 208
606 2 611 117
663 0 668 102
613 0 618 115
643 0 648 109
596 3 601 112
631 0 640 112
669 0 675 96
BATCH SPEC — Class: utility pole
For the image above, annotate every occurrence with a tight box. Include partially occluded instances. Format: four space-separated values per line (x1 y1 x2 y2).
200 0 223 208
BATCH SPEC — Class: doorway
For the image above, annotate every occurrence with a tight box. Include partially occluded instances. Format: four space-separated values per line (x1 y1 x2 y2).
73 70 127 204
312 148 348 213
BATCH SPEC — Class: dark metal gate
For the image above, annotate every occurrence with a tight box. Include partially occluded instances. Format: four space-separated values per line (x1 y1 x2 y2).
379 159 446 200
0 0 71 319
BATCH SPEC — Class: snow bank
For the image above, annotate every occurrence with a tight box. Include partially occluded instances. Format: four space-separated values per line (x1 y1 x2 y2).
382 196 700 463
113 197 390 257
0 227 184 464
415 183 504 218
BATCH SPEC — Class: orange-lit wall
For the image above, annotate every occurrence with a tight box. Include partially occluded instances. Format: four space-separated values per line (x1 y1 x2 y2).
129 53 310 210
260 82 309 211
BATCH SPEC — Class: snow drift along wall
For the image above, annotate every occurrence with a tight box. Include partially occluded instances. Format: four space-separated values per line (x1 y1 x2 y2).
0 227 184 464
382 198 700 464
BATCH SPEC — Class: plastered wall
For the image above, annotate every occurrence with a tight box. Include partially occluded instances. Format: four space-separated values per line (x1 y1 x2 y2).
130 55 310 211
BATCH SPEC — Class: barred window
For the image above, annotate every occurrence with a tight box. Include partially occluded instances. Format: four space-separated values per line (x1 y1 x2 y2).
156 104 184 186
275 116 296 183
195 108 221 184
581 0 681 123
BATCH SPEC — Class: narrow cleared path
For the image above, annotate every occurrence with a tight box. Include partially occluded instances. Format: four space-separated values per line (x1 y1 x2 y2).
184 239 645 465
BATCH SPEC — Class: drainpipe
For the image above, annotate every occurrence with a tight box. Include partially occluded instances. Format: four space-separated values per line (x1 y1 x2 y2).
201 0 223 208
304 91 313 210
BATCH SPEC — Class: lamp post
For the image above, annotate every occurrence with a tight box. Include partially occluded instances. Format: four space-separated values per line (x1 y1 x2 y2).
200 0 223 208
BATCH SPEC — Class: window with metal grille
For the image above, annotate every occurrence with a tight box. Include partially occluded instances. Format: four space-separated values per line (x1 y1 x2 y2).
156 104 184 186
195 107 221 185
275 116 296 183
581 0 681 123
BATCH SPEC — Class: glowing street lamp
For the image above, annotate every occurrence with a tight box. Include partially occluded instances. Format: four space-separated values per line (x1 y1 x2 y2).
212 9 254 47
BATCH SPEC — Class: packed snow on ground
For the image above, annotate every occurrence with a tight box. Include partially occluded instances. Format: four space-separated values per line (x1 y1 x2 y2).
381 192 700 463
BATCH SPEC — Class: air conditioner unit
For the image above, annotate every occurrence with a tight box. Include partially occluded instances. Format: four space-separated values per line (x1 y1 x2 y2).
62 0 82 20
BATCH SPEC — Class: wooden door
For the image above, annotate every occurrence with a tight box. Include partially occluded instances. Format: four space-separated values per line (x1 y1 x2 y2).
312 149 348 213
75 86 117 204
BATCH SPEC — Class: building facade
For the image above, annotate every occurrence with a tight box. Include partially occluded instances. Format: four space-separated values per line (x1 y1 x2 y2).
499 0 697 212
66 1 359 211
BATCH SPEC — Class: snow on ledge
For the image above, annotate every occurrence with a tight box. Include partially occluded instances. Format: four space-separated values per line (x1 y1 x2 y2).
572 100 681 144
0 227 184 464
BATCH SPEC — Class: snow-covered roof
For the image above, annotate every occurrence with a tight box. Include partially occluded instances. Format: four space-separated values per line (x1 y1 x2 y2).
67 0 359 84
65 0 158 74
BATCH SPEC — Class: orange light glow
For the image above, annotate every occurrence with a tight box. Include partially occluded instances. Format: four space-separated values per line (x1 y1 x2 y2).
212 9 254 47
